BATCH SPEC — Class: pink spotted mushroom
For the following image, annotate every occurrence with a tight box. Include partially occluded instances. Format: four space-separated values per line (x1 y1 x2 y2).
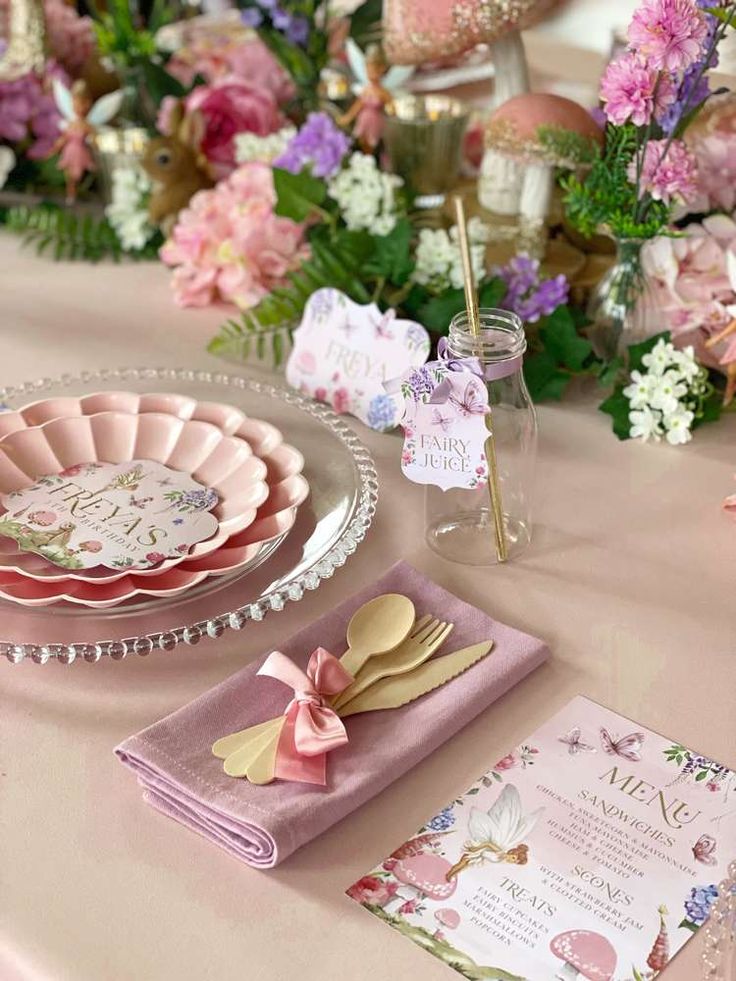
433 907 460 941
386 854 457 912
484 93 603 226
550 930 617 981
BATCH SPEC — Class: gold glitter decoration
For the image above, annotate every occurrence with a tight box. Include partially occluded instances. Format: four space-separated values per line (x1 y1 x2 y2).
0 0 46 81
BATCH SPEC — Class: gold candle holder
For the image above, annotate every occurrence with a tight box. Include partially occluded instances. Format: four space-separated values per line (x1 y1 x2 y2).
384 95 469 209
92 126 150 205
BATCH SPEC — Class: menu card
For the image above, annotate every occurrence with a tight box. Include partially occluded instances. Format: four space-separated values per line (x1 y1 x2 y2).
347 696 735 980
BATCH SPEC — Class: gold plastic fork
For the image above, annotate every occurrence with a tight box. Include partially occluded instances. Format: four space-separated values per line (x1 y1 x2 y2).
332 616 454 712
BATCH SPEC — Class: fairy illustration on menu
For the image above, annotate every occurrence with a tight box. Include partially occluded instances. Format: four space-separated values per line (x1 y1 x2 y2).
50 79 124 203
445 784 544 880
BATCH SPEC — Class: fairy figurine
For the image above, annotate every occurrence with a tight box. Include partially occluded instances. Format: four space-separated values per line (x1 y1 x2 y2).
340 41 413 153
50 79 123 203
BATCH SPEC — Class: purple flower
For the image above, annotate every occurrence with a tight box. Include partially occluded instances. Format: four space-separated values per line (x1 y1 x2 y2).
496 254 569 323
240 7 263 27
659 2 720 134
684 884 719 926
0 70 62 157
285 14 309 46
274 111 351 178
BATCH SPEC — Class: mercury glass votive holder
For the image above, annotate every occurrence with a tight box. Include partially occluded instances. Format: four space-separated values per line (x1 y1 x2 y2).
92 126 150 204
384 95 469 209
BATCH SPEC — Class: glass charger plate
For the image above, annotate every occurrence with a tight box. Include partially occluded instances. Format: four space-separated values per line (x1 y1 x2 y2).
0 368 378 664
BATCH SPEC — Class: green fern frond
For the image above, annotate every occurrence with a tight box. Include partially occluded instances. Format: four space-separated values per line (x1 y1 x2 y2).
207 230 374 365
3 204 161 262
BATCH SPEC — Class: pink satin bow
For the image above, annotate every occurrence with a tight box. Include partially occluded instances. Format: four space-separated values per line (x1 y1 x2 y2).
257 648 354 786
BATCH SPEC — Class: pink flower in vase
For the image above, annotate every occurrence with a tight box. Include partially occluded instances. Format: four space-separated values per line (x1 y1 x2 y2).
346 876 398 907
629 139 698 205
78 540 102 553
600 52 677 127
495 753 517 771
628 0 709 73
27 510 57 526
331 387 351 414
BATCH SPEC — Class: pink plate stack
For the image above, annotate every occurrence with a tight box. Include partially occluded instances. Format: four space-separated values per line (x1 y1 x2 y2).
0 393 309 608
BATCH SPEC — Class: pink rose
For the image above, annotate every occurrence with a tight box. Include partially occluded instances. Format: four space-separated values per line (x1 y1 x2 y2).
495 753 517 771
28 510 57 527
331 387 351 414
313 386 328 402
382 858 398 872
146 551 166 564
346 876 398 907
398 900 417 915
186 77 284 177
79 540 102 553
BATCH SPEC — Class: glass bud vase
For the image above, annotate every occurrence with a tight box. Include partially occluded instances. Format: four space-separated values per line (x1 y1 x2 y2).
587 237 661 360
425 309 538 566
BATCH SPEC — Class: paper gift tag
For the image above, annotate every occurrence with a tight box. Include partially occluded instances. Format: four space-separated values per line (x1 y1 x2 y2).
398 363 489 491
285 288 430 432
0 460 219 570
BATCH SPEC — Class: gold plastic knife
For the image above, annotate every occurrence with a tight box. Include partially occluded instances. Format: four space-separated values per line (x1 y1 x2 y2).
338 641 494 718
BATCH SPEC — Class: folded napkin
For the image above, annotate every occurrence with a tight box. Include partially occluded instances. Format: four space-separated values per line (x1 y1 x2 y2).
115 561 550 869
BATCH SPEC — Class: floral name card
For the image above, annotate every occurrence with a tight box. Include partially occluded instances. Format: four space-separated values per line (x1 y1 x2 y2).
0 460 219 571
285 287 430 432
398 362 489 491
348 695 736 980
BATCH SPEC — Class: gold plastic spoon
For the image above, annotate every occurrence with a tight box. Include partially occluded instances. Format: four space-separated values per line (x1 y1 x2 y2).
339 593 415 678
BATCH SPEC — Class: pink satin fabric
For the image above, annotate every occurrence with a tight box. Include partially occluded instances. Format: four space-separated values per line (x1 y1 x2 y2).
257 648 353 785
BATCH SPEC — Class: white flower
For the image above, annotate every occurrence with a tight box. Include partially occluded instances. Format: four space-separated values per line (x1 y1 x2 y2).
235 126 296 165
648 369 687 414
105 165 156 252
663 406 694 445
0 145 16 189
327 152 403 235
669 344 701 383
622 369 656 410
413 218 488 294
641 338 677 375
629 405 663 441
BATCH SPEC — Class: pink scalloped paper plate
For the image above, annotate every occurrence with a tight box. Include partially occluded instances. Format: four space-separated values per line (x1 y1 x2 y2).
0 394 303 580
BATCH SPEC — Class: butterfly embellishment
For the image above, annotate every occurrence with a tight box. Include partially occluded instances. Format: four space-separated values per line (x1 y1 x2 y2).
130 495 154 510
600 727 645 761
448 378 487 418
374 312 395 340
431 407 453 433
559 727 596 755
692 834 717 866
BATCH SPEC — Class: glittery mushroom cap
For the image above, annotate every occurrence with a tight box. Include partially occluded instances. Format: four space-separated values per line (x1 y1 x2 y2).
383 0 563 66
485 92 604 168
393 854 457 901
434 908 461 929
549 930 617 981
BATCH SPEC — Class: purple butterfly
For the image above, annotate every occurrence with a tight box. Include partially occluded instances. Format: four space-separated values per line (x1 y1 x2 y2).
431 407 453 433
558 727 596 756
374 312 395 340
692 834 717 866
448 378 487 417
600 727 645 762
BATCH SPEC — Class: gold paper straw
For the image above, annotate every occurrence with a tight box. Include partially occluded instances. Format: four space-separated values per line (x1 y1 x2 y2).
453 195 508 563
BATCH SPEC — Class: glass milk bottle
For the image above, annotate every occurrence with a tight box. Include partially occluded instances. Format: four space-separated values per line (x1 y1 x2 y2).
425 309 537 565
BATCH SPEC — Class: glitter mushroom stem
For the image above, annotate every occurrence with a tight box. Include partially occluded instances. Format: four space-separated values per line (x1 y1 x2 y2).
452 195 508 563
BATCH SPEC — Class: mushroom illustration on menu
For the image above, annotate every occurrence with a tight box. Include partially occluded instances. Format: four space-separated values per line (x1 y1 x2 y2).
432 908 460 941
549 930 617 981
445 784 544 880
387 854 457 911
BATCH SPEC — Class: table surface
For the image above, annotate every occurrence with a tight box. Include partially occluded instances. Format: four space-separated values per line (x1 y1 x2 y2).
1 235 735 981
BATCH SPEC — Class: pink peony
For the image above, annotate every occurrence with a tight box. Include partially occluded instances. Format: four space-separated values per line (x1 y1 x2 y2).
28 510 57 526
628 0 708 73
382 858 398 872
161 161 308 310
628 138 698 204
185 77 284 177
600 52 677 126
346 876 398 907
495 753 517 771
398 900 417 915
146 551 166 564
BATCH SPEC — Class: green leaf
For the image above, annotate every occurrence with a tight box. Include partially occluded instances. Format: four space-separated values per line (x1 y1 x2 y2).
704 6 736 26
540 305 592 371
139 60 186 107
478 277 508 308
597 356 624 389
418 288 467 333
679 919 699 933
627 332 670 372
523 351 570 402
599 387 632 439
272 167 326 222
695 769 709 781
401 283 431 320
694 387 723 428
349 0 383 44
364 218 413 285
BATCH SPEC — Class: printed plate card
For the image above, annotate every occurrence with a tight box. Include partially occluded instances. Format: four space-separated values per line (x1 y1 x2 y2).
285 287 430 432
347 695 736 980
0 460 219 570
398 362 489 491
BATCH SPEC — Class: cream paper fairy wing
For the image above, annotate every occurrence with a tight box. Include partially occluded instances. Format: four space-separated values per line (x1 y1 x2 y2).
87 90 124 127
345 37 414 95
52 78 75 131
467 784 544 851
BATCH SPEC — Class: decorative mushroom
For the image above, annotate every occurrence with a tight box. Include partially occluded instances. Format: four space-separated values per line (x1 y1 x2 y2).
483 93 603 242
433 907 460 940
549 930 617 981
386 854 457 911
381 0 563 210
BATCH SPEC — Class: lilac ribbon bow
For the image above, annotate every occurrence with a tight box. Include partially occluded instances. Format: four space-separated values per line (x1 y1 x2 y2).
429 338 484 404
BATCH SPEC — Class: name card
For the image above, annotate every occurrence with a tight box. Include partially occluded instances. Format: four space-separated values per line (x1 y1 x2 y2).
285 288 430 432
0 460 219 571
398 362 489 491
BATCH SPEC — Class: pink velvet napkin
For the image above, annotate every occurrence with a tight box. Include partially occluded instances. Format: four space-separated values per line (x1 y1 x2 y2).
115 562 550 869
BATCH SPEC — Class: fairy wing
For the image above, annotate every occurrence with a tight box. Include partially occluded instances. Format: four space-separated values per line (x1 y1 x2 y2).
345 38 368 87
467 785 520 849
383 64 414 94
52 78 75 127
87 90 124 128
